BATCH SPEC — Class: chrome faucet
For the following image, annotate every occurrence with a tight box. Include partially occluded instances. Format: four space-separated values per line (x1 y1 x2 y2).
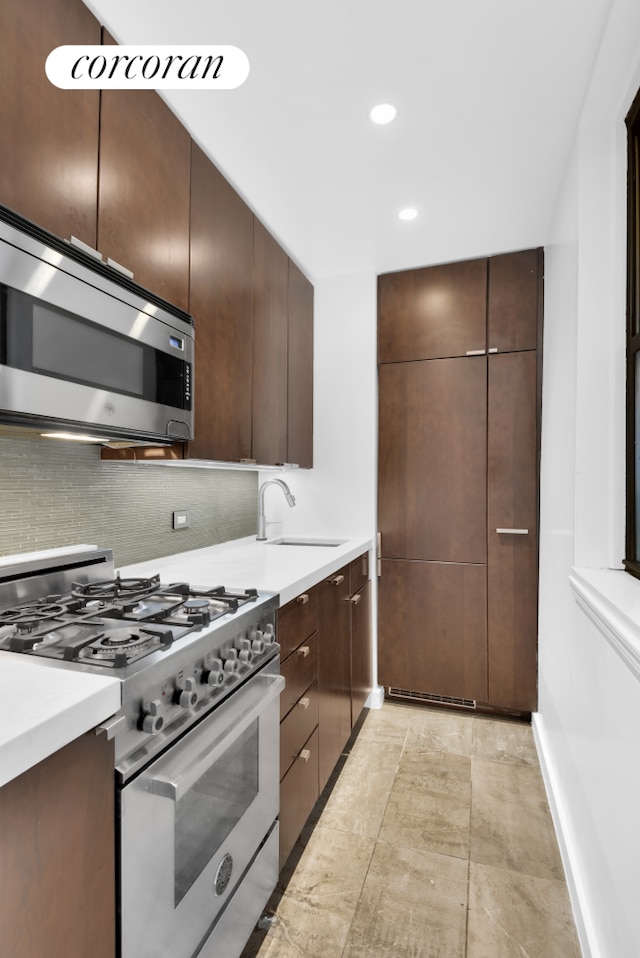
257 479 296 540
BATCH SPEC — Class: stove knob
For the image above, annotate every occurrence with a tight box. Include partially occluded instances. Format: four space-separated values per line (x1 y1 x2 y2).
236 638 254 664
141 699 164 734
264 624 276 645
175 677 198 709
203 659 225 687
251 636 265 654
222 648 238 673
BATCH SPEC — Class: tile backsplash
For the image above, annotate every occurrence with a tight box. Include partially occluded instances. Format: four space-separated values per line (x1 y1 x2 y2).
0 436 258 566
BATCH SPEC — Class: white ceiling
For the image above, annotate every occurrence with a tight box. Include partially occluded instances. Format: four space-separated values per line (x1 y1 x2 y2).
84 0 612 281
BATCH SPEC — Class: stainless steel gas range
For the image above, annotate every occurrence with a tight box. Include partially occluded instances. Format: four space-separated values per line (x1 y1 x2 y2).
0 546 283 958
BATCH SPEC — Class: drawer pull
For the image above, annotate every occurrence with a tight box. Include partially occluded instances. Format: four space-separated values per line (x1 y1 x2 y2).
296 593 310 605
297 645 311 658
330 574 345 586
349 594 362 605
298 697 310 710
465 349 486 356
299 749 311 764
496 528 529 535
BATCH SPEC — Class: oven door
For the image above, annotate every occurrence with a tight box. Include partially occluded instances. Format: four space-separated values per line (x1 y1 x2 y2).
119 666 284 958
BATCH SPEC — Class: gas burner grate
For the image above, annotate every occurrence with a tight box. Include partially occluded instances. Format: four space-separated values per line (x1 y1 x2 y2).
72 573 160 601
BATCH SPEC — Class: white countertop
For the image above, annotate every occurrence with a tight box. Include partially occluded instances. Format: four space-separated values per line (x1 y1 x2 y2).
0 654 120 788
119 534 374 606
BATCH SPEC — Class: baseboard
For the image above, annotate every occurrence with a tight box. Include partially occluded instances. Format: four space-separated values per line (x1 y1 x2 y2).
532 713 600 958
365 685 384 709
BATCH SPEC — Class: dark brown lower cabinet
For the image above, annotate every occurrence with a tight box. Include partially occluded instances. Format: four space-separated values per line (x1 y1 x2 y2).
0 732 115 958
278 554 372 867
378 559 488 701
279 727 319 867
318 566 352 792
350 577 373 726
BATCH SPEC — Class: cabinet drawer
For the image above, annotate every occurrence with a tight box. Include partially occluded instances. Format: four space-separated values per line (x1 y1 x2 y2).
280 633 318 720
277 587 318 660
349 552 370 594
279 727 319 869
280 680 318 780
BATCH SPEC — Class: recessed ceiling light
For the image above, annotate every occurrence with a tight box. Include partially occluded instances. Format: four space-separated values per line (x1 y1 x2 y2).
369 103 396 125
398 208 418 221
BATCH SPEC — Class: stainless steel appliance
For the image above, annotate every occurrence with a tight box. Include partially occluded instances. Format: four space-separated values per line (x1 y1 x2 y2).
0 547 282 958
0 205 194 445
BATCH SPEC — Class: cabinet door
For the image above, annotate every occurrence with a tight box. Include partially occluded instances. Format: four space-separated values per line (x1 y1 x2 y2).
378 559 487 701
279 727 319 869
0 732 115 958
487 351 538 711
188 145 254 461
378 258 487 362
98 34 191 311
487 249 541 353
0 0 100 245
350 578 372 726
378 357 487 563
252 219 289 464
318 566 352 791
287 260 314 467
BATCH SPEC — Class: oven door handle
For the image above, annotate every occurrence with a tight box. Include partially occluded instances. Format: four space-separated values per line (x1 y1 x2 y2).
145 671 285 802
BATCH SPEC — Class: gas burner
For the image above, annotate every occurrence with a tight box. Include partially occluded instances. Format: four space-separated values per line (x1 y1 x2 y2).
77 626 175 668
72 573 160 601
0 601 76 632
183 598 210 612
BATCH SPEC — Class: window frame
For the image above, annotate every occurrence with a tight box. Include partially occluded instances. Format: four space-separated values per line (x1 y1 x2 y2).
624 87 640 579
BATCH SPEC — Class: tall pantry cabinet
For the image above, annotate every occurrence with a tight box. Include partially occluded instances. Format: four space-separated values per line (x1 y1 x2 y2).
377 249 543 713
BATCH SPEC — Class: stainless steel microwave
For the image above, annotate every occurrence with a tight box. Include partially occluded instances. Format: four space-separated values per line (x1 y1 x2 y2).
0 206 194 445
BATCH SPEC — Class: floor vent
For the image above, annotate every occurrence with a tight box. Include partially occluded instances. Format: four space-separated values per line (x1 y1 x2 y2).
387 687 476 710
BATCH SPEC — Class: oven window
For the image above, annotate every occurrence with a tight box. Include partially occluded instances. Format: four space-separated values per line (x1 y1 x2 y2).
174 720 259 905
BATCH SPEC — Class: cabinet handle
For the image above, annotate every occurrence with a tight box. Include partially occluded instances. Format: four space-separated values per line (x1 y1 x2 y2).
296 594 310 605
465 349 486 356
377 532 382 577
488 347 498 353
349 594 362 605
297 645 310 658
496 528 529 535
330 574 345 586
299 749 311 764
298 697 310 710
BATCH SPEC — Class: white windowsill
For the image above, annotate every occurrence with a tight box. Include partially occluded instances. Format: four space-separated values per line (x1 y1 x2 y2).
569 567 640 682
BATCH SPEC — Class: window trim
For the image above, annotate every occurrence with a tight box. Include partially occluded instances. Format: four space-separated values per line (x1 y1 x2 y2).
624 87 640 579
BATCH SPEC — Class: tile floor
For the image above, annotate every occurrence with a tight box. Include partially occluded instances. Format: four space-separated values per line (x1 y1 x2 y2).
242 701 582 958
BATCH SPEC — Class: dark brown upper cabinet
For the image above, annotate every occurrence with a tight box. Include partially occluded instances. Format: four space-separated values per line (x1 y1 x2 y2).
0 0 100 246
378 257 487 363
188 144 254 462
252 219 289 465
287 261 314 467
97 34 191 312
487 249 542 353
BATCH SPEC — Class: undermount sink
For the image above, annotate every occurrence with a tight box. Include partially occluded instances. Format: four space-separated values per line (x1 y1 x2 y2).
267 537 346 547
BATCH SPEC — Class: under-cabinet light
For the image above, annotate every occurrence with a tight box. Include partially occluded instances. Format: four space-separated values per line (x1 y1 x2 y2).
398 207 418 221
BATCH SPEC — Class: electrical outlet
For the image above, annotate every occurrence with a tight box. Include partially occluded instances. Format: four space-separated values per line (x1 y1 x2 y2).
172 510 189 530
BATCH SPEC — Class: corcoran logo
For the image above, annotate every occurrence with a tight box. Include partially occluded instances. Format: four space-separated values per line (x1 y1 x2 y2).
45 45 249 90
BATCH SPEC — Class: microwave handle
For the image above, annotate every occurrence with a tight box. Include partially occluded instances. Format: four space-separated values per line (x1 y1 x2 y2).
145 672 284 802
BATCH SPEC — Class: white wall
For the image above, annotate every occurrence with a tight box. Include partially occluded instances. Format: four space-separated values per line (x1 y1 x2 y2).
259 270 380 684
537 2 640 956
260 270 377 541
